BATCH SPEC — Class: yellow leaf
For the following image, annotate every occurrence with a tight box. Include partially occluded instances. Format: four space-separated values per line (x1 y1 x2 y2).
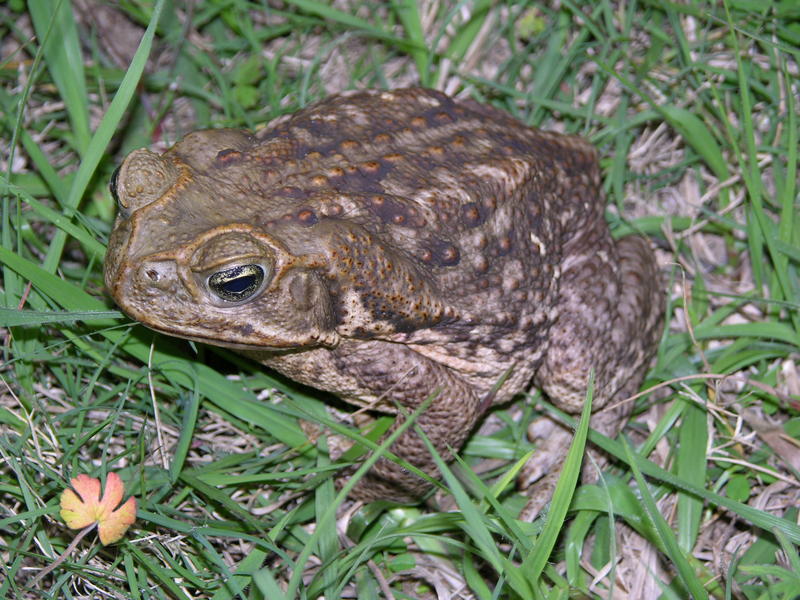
59 472 137 545
60 474 101 530
98 495 137 545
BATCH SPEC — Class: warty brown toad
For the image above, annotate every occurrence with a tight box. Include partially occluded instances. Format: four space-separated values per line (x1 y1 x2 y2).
104 87 663 503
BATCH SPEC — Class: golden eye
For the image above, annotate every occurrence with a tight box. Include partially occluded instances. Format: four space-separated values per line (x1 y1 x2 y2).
208 264 265 302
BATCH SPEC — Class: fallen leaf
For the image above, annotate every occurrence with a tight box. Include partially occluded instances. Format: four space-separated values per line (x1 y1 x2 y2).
60 472 137 545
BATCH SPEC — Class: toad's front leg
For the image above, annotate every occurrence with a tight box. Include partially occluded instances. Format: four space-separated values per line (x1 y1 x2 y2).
331 340 484 503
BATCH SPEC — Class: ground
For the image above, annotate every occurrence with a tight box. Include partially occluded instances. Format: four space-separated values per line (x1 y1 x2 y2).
0 1 798 599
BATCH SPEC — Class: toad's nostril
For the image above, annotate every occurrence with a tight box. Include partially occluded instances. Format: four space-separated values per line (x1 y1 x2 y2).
138 261 178 292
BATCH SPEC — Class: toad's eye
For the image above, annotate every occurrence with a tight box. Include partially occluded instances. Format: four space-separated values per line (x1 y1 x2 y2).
208 264 265 302
109 166 121 202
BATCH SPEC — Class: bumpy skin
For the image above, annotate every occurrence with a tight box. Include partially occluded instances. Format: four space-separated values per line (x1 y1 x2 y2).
104 88 663 502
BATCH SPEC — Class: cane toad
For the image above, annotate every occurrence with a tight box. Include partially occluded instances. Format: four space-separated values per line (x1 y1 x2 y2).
104 88 663 502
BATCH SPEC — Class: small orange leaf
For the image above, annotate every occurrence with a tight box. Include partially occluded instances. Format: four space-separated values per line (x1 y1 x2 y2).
59 473 137 545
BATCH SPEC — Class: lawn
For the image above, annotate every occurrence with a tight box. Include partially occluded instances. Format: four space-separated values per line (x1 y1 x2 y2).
1 1 799 599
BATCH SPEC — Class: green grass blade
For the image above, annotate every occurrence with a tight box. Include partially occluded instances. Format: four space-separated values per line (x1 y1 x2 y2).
423 429 533 599
726 2 799 337
540 402 800 545
5 184 106 258
284 0 391 39
169 388 201 484
0 308 122 327
442 0 492 65
252 567 289 600
521 374 593 589
677 397 708 552
284 395 432 599
42 0 166 273
659 106 730 182
623 439 709 599
692 321 799 346
0 109 66 206
391 0 429 83
313 437 339 598
125 542 193 599
28 0 90 154
123 552 141 600
210 548 269 600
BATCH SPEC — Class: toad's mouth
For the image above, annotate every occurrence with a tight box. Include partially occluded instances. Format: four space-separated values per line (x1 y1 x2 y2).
128 315 323 352
152 328 292 352
117 295 340 352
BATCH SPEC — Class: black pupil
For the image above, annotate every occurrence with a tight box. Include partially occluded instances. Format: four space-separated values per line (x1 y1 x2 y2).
209 265 264 302
223 274 255 293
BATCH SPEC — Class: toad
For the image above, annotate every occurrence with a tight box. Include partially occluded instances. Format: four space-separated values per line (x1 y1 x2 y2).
104 88 663 503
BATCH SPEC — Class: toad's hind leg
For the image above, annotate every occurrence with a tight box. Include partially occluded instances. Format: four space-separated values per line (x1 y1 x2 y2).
538 234 663 416
521 234 663 518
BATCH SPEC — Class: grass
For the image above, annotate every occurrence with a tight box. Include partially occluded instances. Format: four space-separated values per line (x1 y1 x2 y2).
1 0 799 598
